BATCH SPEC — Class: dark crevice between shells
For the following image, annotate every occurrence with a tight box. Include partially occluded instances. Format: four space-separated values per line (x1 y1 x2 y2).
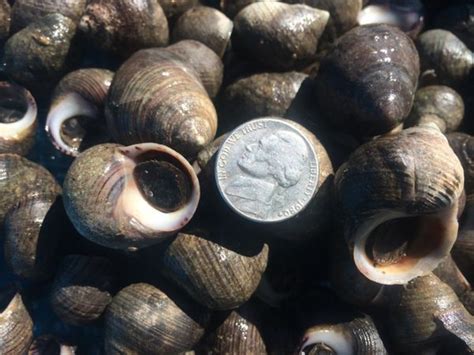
0 86 27 123
133 152 192 212
0 285 16 312
365 215 446 271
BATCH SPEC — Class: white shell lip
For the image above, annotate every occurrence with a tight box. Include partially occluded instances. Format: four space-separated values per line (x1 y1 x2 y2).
45 92 98 157
353 201 459 285
298 325 354 355
114 143 200 240
0 82 37 140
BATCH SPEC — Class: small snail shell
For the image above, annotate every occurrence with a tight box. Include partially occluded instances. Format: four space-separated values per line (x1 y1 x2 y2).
172 6 233 58
433 5 474 52
4 194 63 281
0 288 33 354
0 154 60 226
105 283 209 354
447 132 474 195
387 274 474 352
10 0 86 33
220 0 275 19
316 24 420 137
0 82 37 156
63 143 200 251
50 255 115 325
28 335 76 355
335 125 464 285
232 2 329 71
167 40 223 98
298 316 388 355
453 193 474 284
0 0 10 42
79 0 169 58
416 29 474 86
405 85 464 133
162 231 269 310
105 49 217 158
2 14 79 94
158 0 198 22
45 68 114 157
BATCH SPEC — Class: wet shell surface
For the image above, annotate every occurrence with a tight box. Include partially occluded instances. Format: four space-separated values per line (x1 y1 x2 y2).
63 143 200 251
447 132 474 195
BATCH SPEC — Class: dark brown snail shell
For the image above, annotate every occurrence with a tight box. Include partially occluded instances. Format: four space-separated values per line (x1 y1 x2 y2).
0 0 10 42
63 143 200 251
162 231 269 310
167 40 224 98
405 85 464 132
298 315 388 355
0 154 60 226
158 0 198 22
447 132 474 195
232 2 329 71
172 6 233 58
10 0 86 33
105 283 209 354
0 287 33 354
0 81 37 156
50 255 115 325
45 68 114 157
335 125 464 285
315 23 420 137
105 48 218 158
2 14 79 94
416 29 474 86
78 0 169 58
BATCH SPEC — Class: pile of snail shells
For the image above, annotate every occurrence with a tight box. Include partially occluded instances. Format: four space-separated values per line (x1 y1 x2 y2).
0 0 474 354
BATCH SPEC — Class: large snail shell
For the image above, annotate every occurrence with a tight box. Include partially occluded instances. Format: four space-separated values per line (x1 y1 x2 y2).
335 125 464 285
79 0 169 58
316 24 420 137
298 315 388 355
10 0 86 33
232 2 329 71
0 288 33 354
172 6 233 58
405 85 464 133
63 143 200 251
0 0 10 42
387 273 473 352
50 255 115 325
2 14 79 94
0 82 37 156
105 48 217 158
105 283 209 354
453 193 474 284
416 29 474 86
45 68 114 157
447 132 474 195
0 154 60 226
162 231 269 310
166 40 223 98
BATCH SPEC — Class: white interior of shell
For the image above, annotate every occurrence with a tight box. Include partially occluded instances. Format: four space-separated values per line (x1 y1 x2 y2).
298 325 354 355
45 92 98 156
353 201 459 285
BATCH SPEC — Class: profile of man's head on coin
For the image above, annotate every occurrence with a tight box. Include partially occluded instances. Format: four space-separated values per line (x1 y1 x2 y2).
225 130 309 219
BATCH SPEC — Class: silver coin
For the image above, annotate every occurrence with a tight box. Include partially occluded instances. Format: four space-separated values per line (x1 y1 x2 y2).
215 117 319 223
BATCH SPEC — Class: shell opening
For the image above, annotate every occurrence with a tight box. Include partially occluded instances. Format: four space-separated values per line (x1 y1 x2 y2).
0 82 37 137
299 325 354 355
354 202 459 284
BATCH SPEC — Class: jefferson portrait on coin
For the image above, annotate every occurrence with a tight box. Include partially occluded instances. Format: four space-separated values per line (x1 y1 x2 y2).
224 130 308 219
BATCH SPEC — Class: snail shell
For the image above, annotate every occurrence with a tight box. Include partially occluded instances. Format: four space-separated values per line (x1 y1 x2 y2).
166 40 223 98
0 288 33 354
387 273 474 352
335 125 464 285
220 0 275 19
0 154 60 226
453 193 474 284
105 283 209 354
405 85 464 133
105 48 217 158
232 2 330 70
158 0 198 22
447 132 474 195
162 231 269 310
0 82 37 156
416 29 474 86
78 0 169 58
298 315 388 355
45 68 114 157
433 5 474 52
2 14 79 94
0 0 10 42
172 6 233 58
10 0 86 33
316 23 420 137
63 143 200 251
50 255 115 325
